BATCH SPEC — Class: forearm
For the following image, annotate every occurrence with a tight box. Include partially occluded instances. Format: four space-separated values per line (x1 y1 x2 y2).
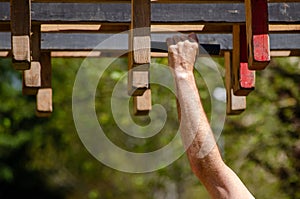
174 71 254 199
173 71 224 177
167 34 254 199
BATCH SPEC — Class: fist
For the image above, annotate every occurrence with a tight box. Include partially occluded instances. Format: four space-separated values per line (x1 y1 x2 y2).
167 34 199 74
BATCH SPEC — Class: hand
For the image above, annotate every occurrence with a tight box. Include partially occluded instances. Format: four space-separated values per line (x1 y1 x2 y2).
166 33 199 75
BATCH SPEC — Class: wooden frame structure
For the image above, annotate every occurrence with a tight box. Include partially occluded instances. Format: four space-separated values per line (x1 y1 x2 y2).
0 1 300 116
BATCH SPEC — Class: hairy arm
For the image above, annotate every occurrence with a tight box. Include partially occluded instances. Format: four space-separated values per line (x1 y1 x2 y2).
167 34 255 199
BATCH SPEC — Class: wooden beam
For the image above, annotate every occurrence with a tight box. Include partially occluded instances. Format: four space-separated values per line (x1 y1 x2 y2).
133 89 152 115
0 3 299 24
41 24 129 33
224 51 246 115
128 0 151 96
36 52 52 117
40 33 300 52
51 51 102 57
151 24 205 32
269 24 300 33
41 24 102 32
1 33 300 53
0 0 299 3
0 51 9 57
245 0 270 70
23 25 42 95
270 50 292 57
10 0 31 70
232 25 255 96
38 24 300 34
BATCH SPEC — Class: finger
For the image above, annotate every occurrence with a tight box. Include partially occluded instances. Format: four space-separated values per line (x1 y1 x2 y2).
188 33 199 43
173 35 181 44
180 34 189 42
166 37 174 47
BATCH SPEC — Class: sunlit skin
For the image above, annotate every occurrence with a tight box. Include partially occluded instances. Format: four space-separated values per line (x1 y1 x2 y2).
167 34 255 199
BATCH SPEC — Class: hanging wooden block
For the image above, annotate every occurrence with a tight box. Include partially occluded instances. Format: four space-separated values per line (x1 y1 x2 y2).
10 0 31 70
36 88 53 117
224 51 246 115
128 0 151 96
245 0 270 70
23 25 41 95
232 25 255 96
133 89 152 116
36 52 52 117
22 62 41 95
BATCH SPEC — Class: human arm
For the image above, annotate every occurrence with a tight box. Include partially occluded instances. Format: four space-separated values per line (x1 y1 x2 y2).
167 34 255 199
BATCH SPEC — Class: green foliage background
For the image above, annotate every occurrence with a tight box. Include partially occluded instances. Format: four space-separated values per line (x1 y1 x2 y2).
0 57 299 198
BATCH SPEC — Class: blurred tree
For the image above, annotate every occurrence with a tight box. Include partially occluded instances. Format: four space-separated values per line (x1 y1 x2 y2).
223 57 300 199
0 56 299 199
0 59 67 198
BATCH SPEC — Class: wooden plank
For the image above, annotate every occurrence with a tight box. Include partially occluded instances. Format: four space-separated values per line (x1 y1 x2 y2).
269 24 300 33
10 0 31 70
1 0 300 3
128 0 151 96
245 0 270 70
0 3 299 24
41 24 300 34
224 51 246 115
51 51 102 57
0 51 9 57
36 52 52 117
270 50 292 57
1 33 300 52
152 24 205 32
133 89 152 115
23 25 42 95
41 24 129 33
17 24 300 34
232 25 255 96
41 24 102 32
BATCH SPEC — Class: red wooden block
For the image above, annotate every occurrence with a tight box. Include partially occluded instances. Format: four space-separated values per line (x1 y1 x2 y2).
232 25 255 96
245 0 270 70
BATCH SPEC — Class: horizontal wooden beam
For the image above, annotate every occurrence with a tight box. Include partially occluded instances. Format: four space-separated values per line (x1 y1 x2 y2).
0 0 299 3
0 33 299 53
269 24 300 33
2 50 297 58
3 23 300 34
0 3 299 24
38 24 300 34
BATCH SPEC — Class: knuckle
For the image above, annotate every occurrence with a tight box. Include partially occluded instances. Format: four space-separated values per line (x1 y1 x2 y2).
168 45 177 52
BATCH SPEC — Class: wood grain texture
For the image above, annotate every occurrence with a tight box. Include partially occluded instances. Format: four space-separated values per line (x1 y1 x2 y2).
225 51 246 115
245 0 270 70
36 52 52 117
22 62 42 95
36 88 53 117
11 36 30 69
128 0 151 96
10 0 31 70
23 25 42 95
133 89 152 115
232 25 255 96
0 3 299 24
0 33 299 52
1 0 300 3
40 52 52 88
